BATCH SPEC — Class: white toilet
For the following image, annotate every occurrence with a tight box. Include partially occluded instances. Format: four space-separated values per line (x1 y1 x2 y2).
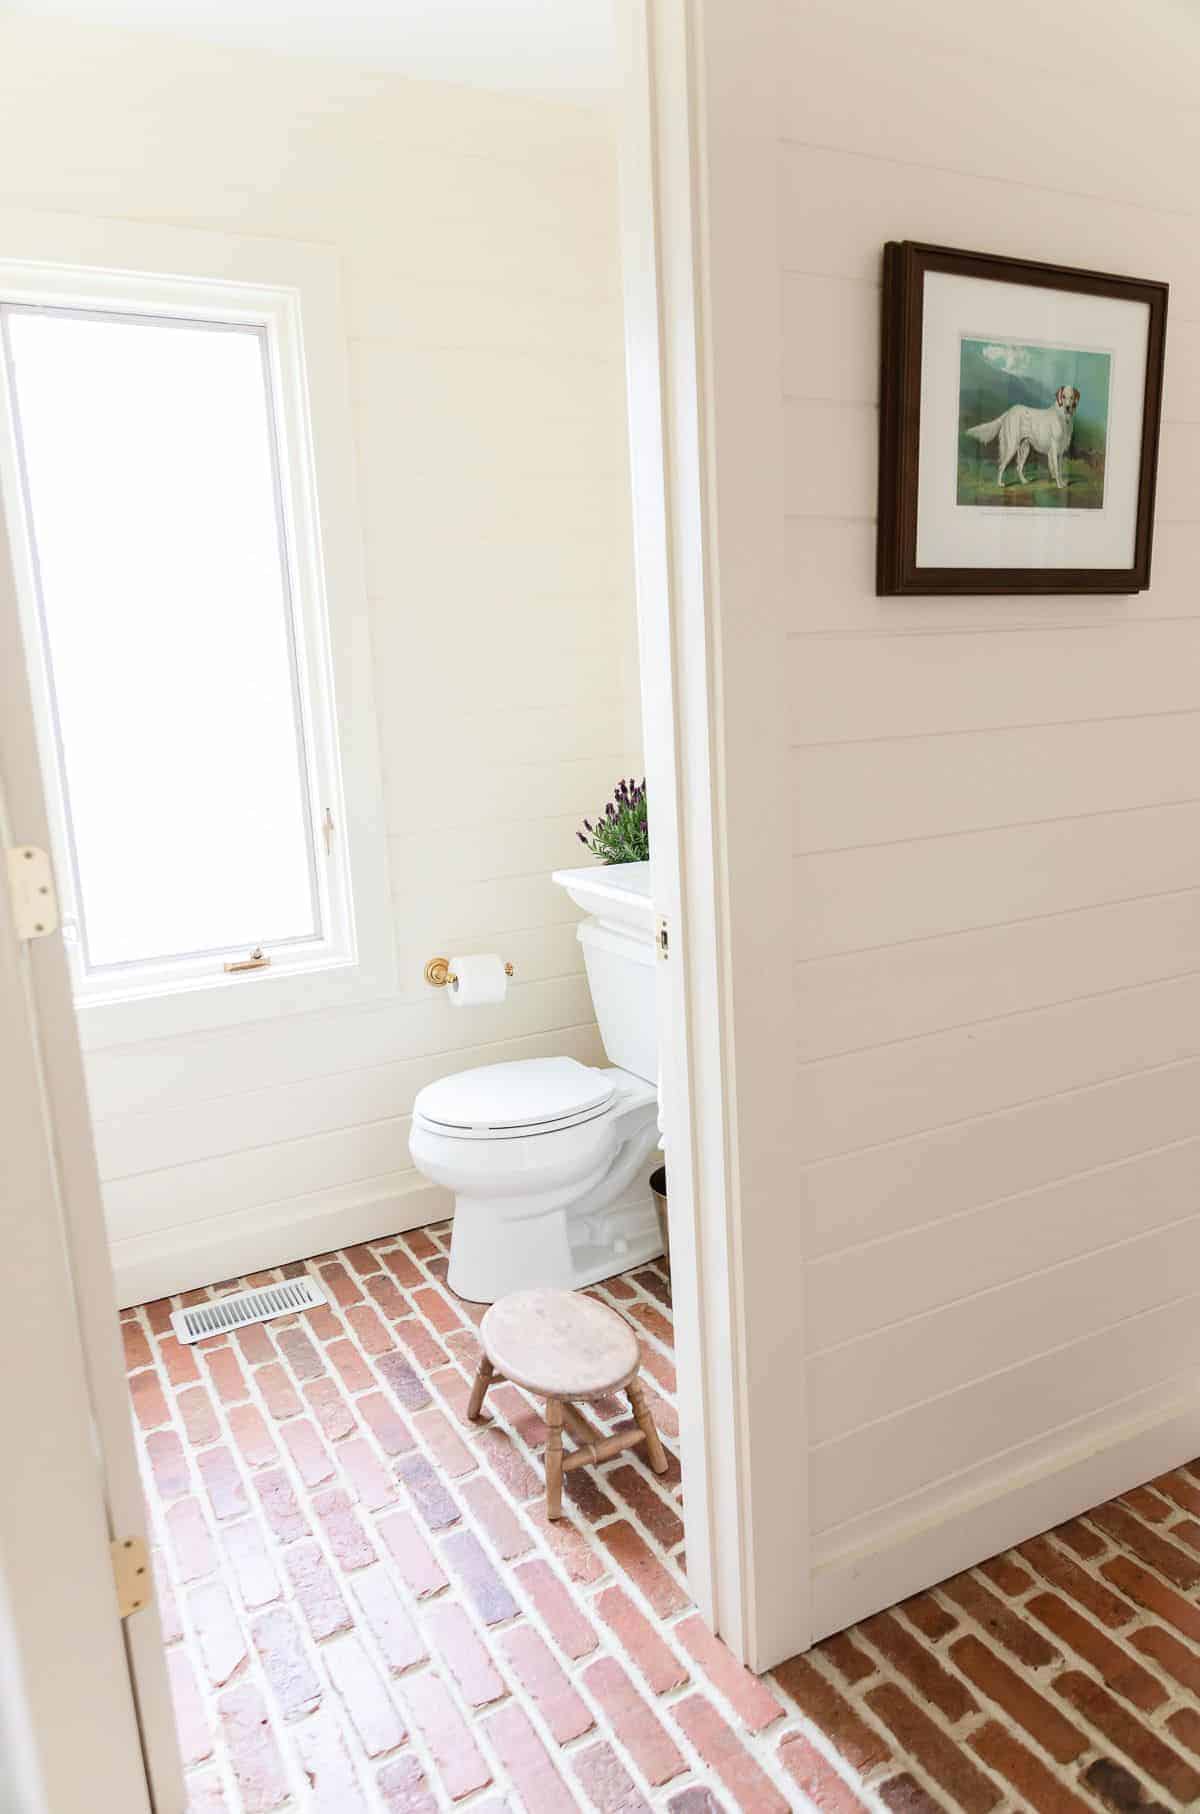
409 862 662 1302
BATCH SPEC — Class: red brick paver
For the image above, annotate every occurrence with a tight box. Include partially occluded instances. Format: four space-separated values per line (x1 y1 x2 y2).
125 1225 1200 1812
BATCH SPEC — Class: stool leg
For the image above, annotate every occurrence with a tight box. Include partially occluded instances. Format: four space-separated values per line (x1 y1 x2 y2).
466 1355 494 1422
628 1376 669 1474
545 1397 565 1520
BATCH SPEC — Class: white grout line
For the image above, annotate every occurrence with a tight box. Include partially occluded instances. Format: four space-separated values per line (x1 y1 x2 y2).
133 1241 1200 1814
158 1248 703 1811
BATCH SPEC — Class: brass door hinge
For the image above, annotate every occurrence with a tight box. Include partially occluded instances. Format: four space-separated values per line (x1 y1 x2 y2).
5 845 58 940
110 1536 151 1618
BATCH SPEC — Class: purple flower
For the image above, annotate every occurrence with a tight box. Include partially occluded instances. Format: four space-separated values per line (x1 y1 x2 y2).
576 775 650 865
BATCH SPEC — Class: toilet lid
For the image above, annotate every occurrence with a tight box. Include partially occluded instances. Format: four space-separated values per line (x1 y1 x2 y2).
413 1056 615 1135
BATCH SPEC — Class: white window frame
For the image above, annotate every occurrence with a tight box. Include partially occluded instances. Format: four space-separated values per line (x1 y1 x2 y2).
0 210 394 1048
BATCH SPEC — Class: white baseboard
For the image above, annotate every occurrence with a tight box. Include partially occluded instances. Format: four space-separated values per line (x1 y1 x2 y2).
109 1172 451 1308
808 1373 1200 1644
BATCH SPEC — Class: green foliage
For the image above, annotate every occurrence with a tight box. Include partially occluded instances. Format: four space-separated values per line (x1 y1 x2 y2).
577 777 649 865
956 455 1106 509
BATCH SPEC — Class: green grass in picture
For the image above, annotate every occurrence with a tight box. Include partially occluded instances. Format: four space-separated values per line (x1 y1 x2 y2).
956 454 1106 509
957 336 1111 510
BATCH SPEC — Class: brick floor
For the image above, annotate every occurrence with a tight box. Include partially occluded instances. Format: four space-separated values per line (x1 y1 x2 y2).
125 1223 1200 1811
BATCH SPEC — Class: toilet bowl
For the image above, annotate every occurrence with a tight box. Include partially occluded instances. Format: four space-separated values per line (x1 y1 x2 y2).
410 1056 661 1301
409 860 662 1302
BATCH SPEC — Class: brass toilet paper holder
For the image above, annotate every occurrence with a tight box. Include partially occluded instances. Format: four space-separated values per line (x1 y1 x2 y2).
424 956 514 989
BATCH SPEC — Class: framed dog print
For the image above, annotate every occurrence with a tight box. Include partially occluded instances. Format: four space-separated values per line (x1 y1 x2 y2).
877 242 1168 595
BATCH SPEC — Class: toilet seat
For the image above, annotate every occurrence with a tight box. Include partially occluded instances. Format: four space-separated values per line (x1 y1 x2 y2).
413 1055 616 1141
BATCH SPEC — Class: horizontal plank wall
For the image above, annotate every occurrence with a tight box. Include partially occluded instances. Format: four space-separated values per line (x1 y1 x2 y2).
773 0 1200 1634
0 18 640 1301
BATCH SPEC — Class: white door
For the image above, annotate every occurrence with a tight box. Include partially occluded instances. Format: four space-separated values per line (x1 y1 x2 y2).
0 505 184 1809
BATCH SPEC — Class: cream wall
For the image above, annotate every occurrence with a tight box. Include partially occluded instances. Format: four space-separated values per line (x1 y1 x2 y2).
0 17 641 1301
773 0 1200 1633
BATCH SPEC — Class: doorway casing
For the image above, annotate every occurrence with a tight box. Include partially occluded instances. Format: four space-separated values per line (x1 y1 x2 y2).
0 13 802 1802
615 0 808 1669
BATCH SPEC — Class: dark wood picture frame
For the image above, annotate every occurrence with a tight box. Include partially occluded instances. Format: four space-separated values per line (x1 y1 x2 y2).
877 241 1168 596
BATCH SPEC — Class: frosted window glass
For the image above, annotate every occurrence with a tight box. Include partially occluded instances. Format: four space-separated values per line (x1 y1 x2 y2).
3 307 319 970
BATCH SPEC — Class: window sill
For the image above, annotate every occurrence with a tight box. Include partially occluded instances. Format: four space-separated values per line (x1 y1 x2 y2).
72 946 396 1052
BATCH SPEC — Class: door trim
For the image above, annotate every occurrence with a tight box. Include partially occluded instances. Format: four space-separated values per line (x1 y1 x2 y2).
616 0 808 1668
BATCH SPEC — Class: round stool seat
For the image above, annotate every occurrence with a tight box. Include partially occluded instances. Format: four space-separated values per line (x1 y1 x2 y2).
480 1288 640 1400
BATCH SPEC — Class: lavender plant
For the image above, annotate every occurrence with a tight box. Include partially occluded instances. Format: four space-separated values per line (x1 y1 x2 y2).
577 776 649 865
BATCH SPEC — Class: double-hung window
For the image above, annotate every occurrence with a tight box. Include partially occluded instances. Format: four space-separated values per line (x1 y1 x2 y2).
0 223 390 1041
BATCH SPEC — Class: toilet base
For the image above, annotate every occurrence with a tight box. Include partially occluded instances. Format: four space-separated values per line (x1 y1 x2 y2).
447 1165 664 1304
560 1169 665 1293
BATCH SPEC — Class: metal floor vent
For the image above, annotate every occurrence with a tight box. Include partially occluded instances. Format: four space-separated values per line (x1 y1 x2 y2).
170 1277 327 1345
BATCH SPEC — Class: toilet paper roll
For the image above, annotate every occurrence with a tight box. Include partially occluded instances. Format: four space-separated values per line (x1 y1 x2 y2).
448 953 509 1007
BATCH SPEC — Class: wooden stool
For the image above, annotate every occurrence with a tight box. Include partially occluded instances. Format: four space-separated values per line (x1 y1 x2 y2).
467 1287 669 1519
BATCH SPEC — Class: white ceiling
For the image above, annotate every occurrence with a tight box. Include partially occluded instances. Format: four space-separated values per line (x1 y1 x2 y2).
0 0 617 95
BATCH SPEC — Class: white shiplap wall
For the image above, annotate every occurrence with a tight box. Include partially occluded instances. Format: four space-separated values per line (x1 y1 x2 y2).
0 19 640 1302
776 0 1200 1633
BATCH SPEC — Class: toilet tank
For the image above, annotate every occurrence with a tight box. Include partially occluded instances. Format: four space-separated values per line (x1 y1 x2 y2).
551 862 657 1083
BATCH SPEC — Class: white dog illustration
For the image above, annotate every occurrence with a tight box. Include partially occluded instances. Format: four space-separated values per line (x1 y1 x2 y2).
965 385 1081 489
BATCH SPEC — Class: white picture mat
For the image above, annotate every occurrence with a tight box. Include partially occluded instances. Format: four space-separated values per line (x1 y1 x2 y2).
916 272 1149 571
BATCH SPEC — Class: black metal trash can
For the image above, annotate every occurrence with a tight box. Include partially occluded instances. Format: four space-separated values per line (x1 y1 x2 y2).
649 1165 669 1270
